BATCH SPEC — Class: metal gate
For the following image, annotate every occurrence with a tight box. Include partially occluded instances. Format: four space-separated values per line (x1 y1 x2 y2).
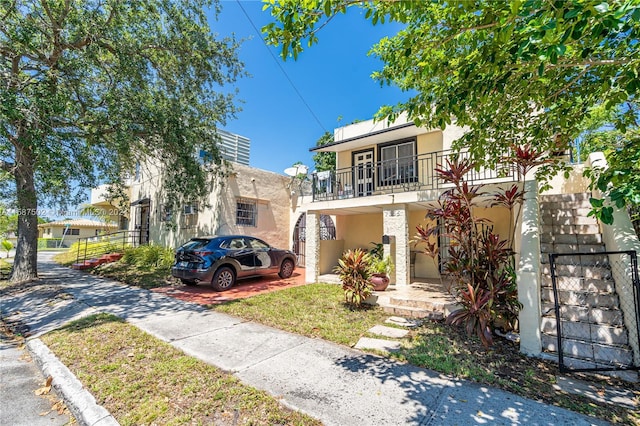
549 250 640 374
292 213 336 266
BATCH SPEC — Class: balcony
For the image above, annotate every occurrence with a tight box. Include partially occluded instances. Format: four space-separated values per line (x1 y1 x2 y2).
311 150 517 202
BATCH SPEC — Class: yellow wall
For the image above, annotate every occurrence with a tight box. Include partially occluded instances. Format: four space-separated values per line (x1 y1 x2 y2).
335 213 383 252
319 239 345 274
416 131 443 154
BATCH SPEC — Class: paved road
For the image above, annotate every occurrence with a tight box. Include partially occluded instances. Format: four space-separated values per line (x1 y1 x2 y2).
0 333 72 425
0 252 610 425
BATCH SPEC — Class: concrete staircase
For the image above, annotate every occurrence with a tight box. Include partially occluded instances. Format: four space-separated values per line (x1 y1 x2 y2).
368 282 458 320
538 193 636 376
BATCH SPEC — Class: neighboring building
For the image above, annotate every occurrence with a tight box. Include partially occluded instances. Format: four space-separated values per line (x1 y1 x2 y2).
38 219 118 247
89 183 132 230
127 162 292 250
215 129 250 166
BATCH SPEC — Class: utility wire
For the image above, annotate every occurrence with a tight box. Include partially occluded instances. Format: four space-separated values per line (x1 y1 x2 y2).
235 0 328 134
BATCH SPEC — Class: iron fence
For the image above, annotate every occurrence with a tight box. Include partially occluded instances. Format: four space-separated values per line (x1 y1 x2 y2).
547 250 640 374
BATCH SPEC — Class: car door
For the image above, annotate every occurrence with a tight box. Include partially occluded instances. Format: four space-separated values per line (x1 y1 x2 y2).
248 238 275 275
224 237 255 277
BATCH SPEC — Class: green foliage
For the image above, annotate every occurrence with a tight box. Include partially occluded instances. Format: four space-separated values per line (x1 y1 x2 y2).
0 207 17 238
121 245 174 269
334 249 373 308
312 132 336 172
264 1 640 184
414 157 529 347
367 242 393 275
1 0 243 280
580 103 640 229
1 239 13 257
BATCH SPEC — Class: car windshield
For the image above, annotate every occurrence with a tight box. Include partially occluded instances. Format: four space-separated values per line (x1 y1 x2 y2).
180 239 212 251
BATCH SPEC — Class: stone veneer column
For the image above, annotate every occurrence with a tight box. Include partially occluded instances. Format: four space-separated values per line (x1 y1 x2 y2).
383 204 410 286
517 180 543 356
305 211 320 284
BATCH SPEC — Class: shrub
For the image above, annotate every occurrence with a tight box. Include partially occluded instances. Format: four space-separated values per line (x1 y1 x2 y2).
121 244 174 269
414 153 542 347
334 248 373 308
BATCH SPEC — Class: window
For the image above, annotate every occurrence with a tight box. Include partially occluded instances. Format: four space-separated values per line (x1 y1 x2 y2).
66 228 80 236
183 203 198 215
236 198 257 227
160 205 173 222
379 140 417 185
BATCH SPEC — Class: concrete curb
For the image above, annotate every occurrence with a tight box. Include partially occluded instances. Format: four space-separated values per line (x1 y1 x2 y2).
26 339 119 426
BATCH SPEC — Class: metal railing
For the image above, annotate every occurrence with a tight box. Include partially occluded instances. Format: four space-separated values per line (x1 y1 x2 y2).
311 149 517 202
75 229 141 265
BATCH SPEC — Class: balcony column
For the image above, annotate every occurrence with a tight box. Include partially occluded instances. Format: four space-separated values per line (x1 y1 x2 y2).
383 204 410 286
305 211 320 284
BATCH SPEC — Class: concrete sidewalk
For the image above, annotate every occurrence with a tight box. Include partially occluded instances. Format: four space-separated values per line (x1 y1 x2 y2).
0 252 610 425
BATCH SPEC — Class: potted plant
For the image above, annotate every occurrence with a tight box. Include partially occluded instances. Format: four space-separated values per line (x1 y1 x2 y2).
369 255 393 291
334 248 373 307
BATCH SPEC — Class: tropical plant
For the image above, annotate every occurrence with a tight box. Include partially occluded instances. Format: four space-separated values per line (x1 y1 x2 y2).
1 239 13 258
370 255 393 276
413 155 536 347
334 249 373 308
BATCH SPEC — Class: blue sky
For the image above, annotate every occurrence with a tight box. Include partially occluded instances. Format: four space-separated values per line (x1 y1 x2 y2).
210 1 409 174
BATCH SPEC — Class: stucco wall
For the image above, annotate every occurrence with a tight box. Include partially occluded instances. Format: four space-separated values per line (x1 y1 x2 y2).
129 162 292 250
336 213 383 252
540 163 591 195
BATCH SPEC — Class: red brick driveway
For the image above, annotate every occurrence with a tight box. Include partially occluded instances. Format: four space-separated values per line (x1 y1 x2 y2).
151 272 306 305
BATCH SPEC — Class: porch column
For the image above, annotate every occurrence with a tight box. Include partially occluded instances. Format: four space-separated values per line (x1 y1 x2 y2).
383 204 410 286
517 180 543 356
305 211 320 284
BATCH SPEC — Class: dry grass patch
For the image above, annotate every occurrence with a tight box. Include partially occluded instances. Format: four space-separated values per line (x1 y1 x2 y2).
41 313 321 426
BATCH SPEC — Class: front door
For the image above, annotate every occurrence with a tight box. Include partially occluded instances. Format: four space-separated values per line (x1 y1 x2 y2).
135 204 150 245
354 150 374 197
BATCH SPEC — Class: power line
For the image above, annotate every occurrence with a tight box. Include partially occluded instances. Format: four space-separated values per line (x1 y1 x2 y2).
235 0 328 134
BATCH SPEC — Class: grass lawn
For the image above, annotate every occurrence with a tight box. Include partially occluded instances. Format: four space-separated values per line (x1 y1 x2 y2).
40 313 321 426
213 284 639 425
50 259 639 424
214 284 388 346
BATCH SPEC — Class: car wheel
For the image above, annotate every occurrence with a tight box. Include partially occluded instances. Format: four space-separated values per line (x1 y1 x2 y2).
212 266 235 291
180 279 197 286
278 259 295 279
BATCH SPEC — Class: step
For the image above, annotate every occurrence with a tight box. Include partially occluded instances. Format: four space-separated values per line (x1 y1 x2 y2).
540 214 598 226
354 337 401 353
539 193 591 203
540 224 601 236
541 317 629 346
541 264 612 280
541 288 620 308
540 253 610 266
540 275 616 293
540 243 606 255
539 352 639 383
541 335 634 366
368 325 409 339
541 233 603 245
381 305 445 320
540 303 625 326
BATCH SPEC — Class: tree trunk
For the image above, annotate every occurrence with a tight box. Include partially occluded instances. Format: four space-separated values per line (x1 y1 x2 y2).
9 146 38 282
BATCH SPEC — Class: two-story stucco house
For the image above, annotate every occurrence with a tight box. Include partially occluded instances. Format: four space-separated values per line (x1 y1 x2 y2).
297 113 518 286
296 113 640 376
